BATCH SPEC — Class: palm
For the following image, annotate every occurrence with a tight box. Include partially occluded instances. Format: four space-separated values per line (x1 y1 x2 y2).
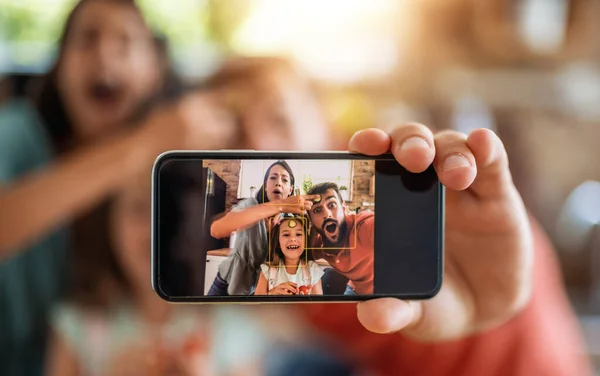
351 126 534 341
417 184 532 340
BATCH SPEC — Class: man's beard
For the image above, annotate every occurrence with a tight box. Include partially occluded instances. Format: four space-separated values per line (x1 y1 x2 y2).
318 218 347 248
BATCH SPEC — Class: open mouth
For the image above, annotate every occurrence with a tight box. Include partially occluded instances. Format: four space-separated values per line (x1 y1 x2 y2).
87 80 123 107
324 222 338 234
286 244 300 250
272 189 283 196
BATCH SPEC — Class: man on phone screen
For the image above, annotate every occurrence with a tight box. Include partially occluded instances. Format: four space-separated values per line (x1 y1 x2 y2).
307 182 374 295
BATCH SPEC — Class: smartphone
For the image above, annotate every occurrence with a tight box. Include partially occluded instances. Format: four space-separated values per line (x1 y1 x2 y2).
152 150 443 303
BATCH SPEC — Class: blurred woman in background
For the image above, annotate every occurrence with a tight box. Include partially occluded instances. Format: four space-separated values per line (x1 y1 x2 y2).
0 0 236 373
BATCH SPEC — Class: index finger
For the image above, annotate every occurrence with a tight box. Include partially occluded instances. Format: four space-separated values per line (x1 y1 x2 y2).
348 128 390 155
349 125 435 173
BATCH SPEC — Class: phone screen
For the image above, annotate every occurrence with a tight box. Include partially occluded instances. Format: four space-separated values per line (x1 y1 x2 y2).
153 152 443 302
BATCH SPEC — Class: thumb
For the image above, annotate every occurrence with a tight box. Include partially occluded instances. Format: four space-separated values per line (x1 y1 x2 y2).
357 298 422 334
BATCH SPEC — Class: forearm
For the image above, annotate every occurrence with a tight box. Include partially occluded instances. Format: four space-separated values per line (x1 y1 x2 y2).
0 129 158 258
210 204 280 239
255 274 268 295
311 281 323 295
45 331 80 376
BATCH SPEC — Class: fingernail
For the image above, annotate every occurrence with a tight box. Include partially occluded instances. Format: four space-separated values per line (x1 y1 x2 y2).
399 137 429 152
348 131 364 149
443 154 471 172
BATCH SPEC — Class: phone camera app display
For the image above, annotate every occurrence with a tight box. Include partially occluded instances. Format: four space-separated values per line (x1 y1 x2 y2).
154 153 442 302
201 159 374 297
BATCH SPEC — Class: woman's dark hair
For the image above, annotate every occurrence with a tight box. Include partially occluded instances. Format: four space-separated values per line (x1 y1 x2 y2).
267 215 313 267
34 0 185 152
68 197 128 308
255 160 296 203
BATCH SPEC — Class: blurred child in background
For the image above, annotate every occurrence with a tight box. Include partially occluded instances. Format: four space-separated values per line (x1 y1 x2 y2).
45 175 216 376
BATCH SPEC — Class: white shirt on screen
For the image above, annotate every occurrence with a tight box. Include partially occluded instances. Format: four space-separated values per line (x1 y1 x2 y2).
260 260 324 291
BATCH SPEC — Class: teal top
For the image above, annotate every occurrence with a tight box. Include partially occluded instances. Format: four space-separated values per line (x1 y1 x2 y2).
0 99 69 375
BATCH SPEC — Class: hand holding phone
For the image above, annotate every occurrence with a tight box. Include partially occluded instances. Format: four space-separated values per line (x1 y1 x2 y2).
348 125 532 342
151 123 532 344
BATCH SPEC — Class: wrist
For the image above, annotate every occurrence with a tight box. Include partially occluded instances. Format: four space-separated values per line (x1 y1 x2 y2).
131 119 179 161
260 201 284 216
136 107 186 154
120 127 168 178
274 201 286 214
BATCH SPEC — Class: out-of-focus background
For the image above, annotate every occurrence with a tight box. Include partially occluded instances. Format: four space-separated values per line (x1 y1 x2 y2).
1 0 600 372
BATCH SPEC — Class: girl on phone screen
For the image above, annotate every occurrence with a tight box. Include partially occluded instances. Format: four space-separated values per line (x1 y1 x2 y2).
255 215 324 296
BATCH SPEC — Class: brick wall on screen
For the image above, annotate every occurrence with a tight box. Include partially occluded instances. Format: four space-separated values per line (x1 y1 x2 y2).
349 160 375 212
204 160 241 212
204 160 375 213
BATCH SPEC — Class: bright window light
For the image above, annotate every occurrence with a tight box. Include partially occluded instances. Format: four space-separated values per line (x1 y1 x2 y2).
517 0 569 54
231 0 402 83
556 180 600 252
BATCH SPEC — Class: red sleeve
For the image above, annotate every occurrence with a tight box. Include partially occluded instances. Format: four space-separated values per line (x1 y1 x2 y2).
309 226 324 259
357 214 375 247
302 216 593 376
